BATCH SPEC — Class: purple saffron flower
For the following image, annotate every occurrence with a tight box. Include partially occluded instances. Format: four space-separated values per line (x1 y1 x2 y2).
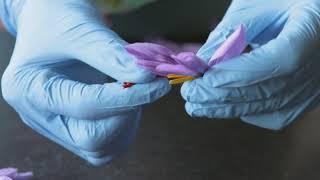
0 176 13 180
126 25 247 77
0 168 33 180
125 42 177 64
171 52 209 74
126 43 206 76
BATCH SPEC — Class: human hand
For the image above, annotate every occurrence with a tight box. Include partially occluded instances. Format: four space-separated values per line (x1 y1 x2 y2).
181 0 320 130
1 0 170 165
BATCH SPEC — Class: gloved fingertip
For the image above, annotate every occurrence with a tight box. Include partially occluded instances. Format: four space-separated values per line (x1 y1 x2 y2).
241 116 285 131
185 102 197 117
84 156 114 167
180 80 196 102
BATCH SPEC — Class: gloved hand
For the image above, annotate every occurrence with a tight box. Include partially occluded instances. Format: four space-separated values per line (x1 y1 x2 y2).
181 0 320 130
0 0 170 166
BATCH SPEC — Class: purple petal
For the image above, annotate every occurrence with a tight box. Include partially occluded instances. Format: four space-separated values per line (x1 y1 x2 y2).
147 38 181 53
171 52 209 73
14 172 33 180
133 55 175 64
125 43 175 60
208 24 247 67
153 54 177 64
125 46 150 59
0 168 17 177
0 169 33 180
0 176 13 180
155 64 199 76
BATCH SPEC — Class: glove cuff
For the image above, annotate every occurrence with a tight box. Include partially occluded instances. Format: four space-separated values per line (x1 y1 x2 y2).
0 0 25 36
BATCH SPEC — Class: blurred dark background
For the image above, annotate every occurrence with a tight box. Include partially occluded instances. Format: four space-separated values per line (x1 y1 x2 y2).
111 0 230 41
1 0 320 179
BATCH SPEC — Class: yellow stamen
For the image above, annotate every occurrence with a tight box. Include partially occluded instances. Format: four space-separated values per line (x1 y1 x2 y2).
169 76 196 85
167 74 187 79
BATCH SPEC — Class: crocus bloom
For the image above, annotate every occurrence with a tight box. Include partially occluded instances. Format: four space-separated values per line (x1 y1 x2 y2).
0 168 33 180
126 43 203 76
126 25 247 77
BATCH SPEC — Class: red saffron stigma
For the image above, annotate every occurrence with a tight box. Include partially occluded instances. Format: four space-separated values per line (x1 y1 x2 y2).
123 82 135 89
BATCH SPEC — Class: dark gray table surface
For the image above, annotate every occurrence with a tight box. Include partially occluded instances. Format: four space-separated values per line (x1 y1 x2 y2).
1 1 320 179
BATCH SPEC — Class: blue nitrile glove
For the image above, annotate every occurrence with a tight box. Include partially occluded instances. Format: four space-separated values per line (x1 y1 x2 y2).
0 0 170 166
181 0 320 130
